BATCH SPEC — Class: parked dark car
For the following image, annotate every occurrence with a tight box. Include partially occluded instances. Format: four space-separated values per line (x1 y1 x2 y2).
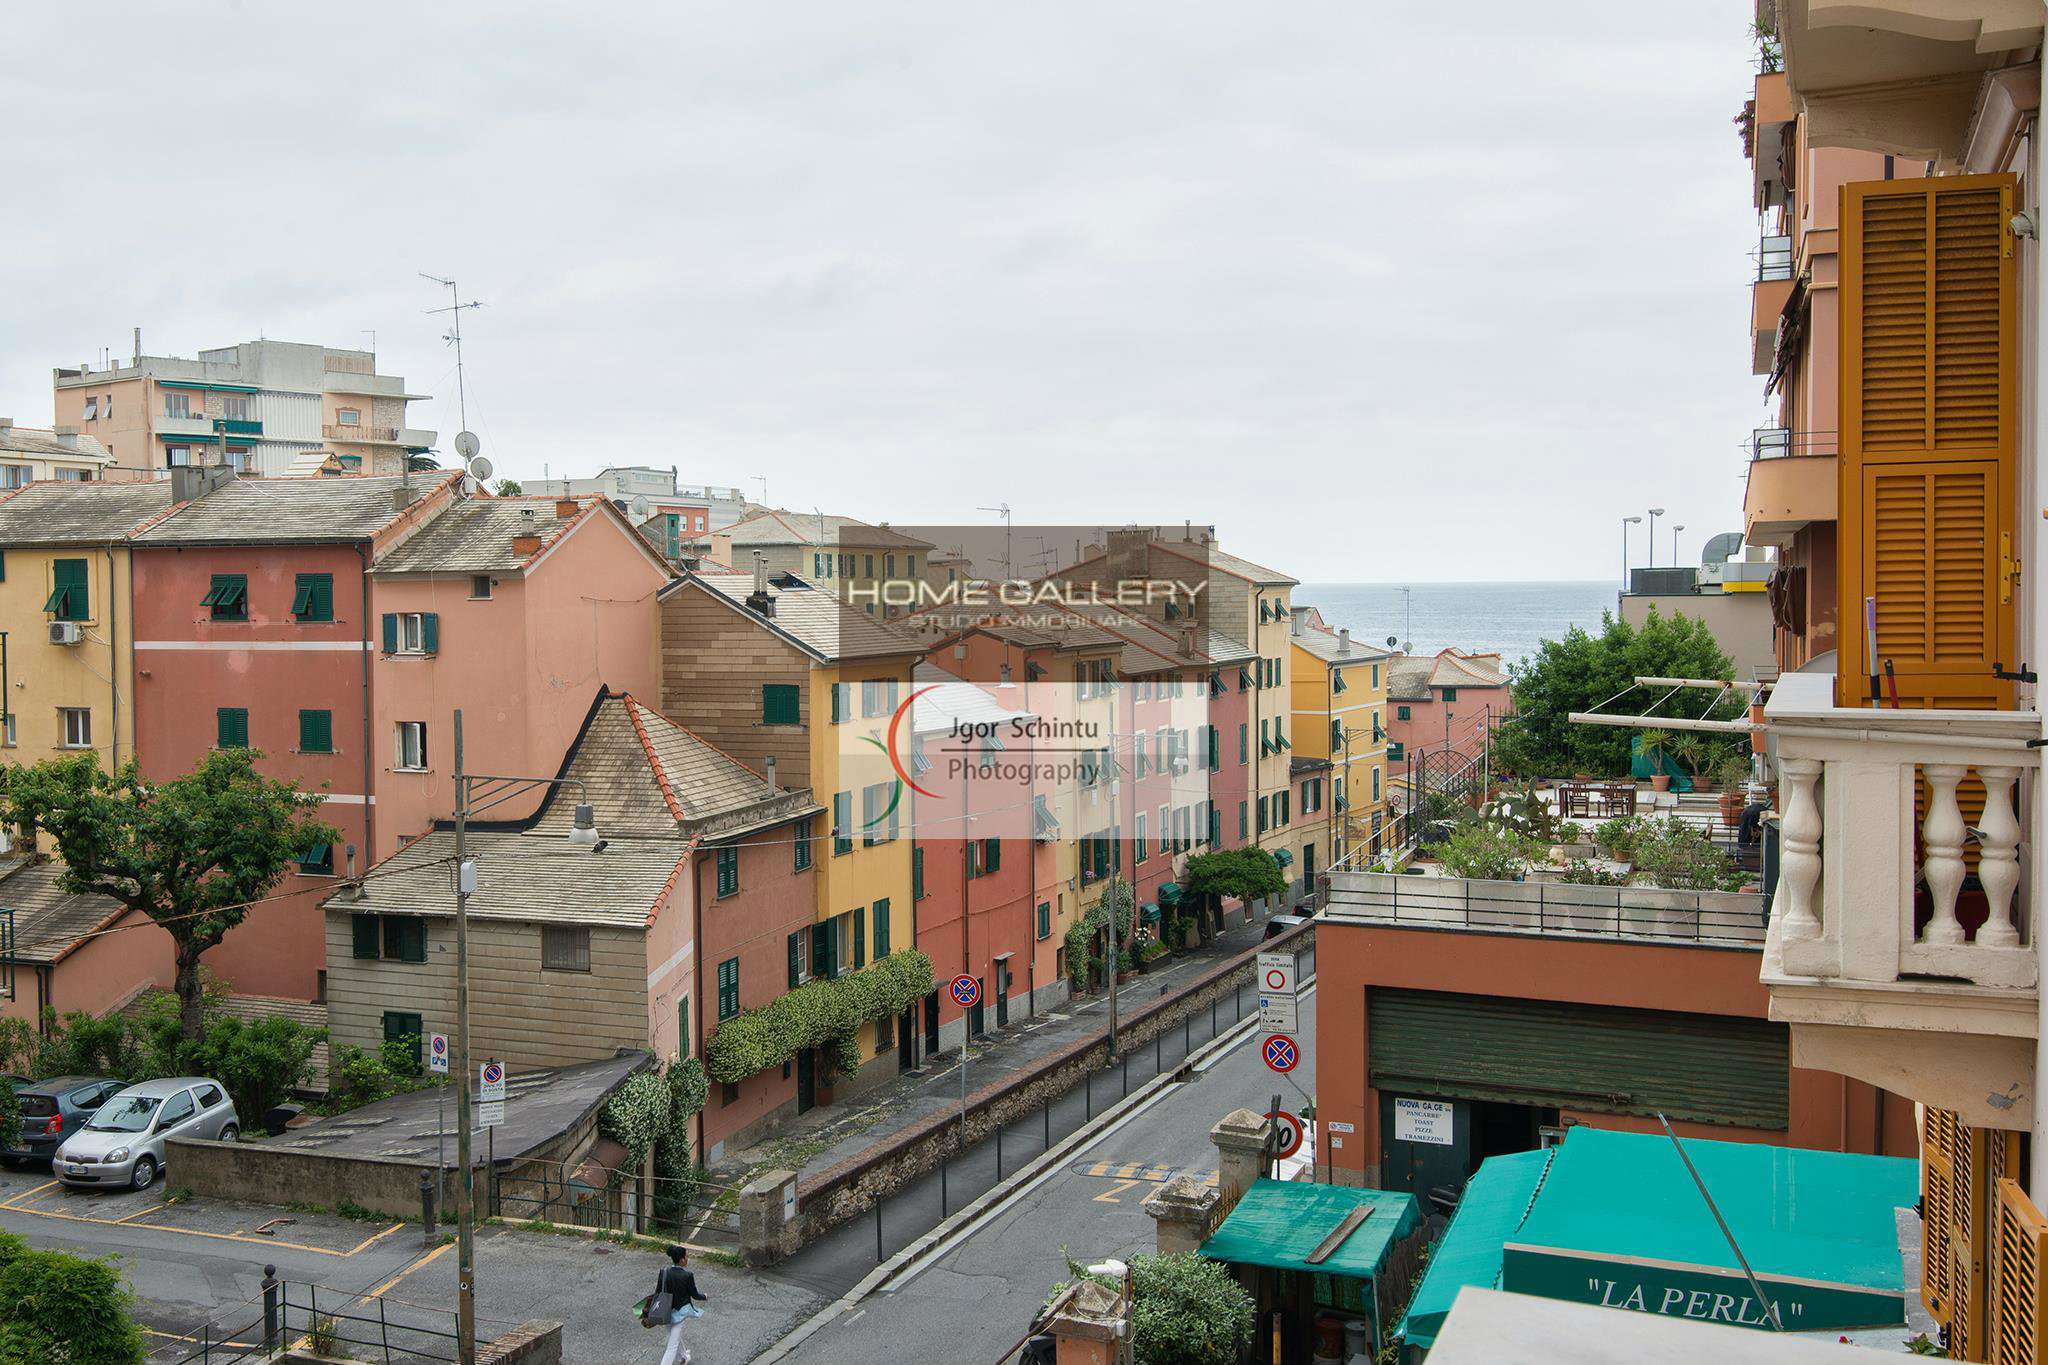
1264 913 1312 941
3 1076 125 1166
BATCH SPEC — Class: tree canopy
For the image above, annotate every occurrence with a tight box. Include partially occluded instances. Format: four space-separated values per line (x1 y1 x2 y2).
1492 609 1745 780
0 751 336 1040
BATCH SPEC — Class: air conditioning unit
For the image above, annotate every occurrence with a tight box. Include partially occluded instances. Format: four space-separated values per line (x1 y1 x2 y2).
48 622 83 646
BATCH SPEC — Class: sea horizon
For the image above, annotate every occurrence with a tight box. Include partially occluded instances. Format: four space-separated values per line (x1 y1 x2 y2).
1294 580 1620 670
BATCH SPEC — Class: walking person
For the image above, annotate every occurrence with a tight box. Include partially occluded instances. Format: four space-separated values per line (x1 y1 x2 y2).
647 1244 706 1365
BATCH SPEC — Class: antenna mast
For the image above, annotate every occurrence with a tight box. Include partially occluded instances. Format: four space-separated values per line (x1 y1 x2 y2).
421 272 484 442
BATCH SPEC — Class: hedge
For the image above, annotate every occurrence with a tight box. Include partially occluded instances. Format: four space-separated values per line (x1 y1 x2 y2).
706 950 934 1084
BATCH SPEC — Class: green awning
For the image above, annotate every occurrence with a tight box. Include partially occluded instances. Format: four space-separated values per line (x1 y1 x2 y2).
1140 903 1161 924
1201 1179 1420 1282
1397 1149 1552 1350
1273 849 1293 867
1158 882 1182 906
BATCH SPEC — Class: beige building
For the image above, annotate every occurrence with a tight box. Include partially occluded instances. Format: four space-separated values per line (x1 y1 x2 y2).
52 338 436 479
0 421 115 487
712 509 935 618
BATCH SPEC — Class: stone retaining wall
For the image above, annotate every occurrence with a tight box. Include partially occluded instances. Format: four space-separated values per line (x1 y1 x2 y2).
789 921 1313 1248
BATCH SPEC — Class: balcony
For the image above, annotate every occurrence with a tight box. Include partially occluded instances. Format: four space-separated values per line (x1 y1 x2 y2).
1743 428 1837 547
215 418 262 437
1749 71 1794 211
1326 871 1765 946
322 423 436 448
1761 671 2038 1127
1751 271 1794 375
156 413 215 439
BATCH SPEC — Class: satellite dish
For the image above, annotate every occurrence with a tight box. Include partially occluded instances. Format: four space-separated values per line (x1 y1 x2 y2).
1386 635 1398 648
453 431 480 460
630 495 653 522
465 454 494 484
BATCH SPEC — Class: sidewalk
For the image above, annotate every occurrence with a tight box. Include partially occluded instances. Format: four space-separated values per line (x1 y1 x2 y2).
714 909 1278 1192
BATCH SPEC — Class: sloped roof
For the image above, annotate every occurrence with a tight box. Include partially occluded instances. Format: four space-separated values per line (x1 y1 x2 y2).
1147 540 1299 587
0 857 134 963
372 494 622 574
680 570 925 662
0 427 113 461
1386 649 1509 700
0 481 179 545
330 828 688 928
1291 618 1391 666
723 508 933 551
135 472 461 544
909 662 1036 735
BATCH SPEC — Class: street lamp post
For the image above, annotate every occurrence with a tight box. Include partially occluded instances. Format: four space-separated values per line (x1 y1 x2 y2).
1647 508 1666 568
1672 523 1685 566
1621 516 1643 589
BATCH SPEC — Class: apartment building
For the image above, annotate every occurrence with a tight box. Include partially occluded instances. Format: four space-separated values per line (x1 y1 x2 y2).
323 689 822 1165
1383 648 1509 772
1748 6 2048 1357
1288 608 1391 867
656 562 922 1105
52 338 436 478
0 421 115 487
711 509 934 618
521 466 749 561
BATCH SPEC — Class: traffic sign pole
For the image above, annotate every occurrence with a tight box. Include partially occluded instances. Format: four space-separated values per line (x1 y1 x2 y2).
949 975 980 1137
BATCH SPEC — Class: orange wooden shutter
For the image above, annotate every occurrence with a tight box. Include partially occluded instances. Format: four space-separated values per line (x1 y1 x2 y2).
1925 1106 1961 1325
1990 1177 2048 1365
1838 174 2019 709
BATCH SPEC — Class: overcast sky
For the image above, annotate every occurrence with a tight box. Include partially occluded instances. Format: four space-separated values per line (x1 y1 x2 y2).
1 3 1760 582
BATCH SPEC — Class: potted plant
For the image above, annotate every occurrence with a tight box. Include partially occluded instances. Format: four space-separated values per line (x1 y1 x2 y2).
1668 734 1708 789
1715 751 1753 824
1640 729 1673 792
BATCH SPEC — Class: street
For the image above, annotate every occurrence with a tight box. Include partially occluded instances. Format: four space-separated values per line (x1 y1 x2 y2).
774 987 1319 1364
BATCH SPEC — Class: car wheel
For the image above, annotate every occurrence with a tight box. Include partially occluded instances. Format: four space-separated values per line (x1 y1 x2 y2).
218 1124 239 1144
130 1156 157 1190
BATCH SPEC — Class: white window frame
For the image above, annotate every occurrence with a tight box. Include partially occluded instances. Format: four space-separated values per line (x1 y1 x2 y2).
398 613 427 654
59 707 92 749
164 392 191 419
395 721 427 771
82 397 98 421
470 575 492 600
1 465 29 489
222 394 253 421
2 712 15 747
336 407 361 427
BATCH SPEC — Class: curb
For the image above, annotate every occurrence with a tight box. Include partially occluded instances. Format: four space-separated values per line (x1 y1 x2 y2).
749 983 1291 1364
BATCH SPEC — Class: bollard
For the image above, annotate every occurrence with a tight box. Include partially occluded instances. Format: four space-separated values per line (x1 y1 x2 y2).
419 1169 438 1241
261 1265 280 1350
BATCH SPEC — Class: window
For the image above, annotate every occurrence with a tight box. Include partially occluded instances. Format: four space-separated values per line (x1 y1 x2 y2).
863 554 874 577
716 846 740 897
298 709 333 754
83 396 98 420
853 907 865 968
762 683 800 726
59 707 92 749
202 574 248 621
351 914 380 959
291 573 333 622
1277 792 1291 826
383 1013 423 1072
1257 796 1268 834
336 407 361 426
471 574 493 600
1372 766 1382 801
216 707 249 749
1397 705 1411 721
717 958 740 1020
382 916 427 963
1371 664 1380 689
2 713 15 747
884 554 895 577
873 898 891 957
165 392 191 418
1238 724 1249 765
983 838 1000 875
912 845 925 899
164 445 192 468
1239 802 1249 841
382 612 440 656
1135 813 1148 862
787 930 810 986
677 995 690 1056
907 555 917 576
1441 687 1458 703
1333 669 1347 694
794 817 813 872
542 925 591 972
829 682 852 724
223 394 253 421
859 678 899 718
298 842 334 875
395 721 427 771
45 558 88 621
0 465 26 490
861 781 898 845
1036 902 1051 941
812 920 837 979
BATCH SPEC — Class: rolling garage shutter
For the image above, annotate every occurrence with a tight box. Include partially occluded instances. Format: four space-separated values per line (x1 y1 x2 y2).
1838 174 2019 708
1367 989 1788 1130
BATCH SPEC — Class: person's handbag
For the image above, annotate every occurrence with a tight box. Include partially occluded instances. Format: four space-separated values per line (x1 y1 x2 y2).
639 1269 674 1330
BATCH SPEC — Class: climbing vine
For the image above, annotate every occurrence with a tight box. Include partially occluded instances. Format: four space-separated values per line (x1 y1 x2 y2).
704 950 933 1085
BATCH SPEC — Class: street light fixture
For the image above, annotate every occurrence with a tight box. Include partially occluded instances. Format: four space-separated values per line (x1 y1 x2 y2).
1621 516 1643 589
1672 523 1685 566
1647 508 1666 568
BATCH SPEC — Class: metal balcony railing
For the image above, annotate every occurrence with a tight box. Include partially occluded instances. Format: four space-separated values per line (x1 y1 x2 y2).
1325 871 1766 946
1757 234 1793 282
1751 427 1838 461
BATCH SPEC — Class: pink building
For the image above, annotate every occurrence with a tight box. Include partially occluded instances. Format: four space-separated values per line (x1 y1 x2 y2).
128 470 462 1000
366 493 673 857
1383 649 1511 771
0 857 175 1026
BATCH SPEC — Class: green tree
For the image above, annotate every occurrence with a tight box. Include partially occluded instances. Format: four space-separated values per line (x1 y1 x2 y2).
0 1083 17 1154
0 752 336 1042
492 477 523 496
1052 1253 1256 1365
1491 609 1744 780
1433 822 1541 882
0 1232 145 1364
1179 848 1286 942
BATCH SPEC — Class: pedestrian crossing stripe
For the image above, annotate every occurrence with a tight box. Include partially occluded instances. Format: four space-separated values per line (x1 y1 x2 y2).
1081 1161 1218 1186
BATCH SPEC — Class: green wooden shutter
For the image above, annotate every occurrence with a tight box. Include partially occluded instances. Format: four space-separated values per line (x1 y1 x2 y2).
762 684 800 725
217 707 248 749
1367 989 1790 1130
873 899 890 957
299 709 332 753
352 914 380 959
50 559 88 621
293 573 334 622
717 958 740 1019
834 792 853 855
382 613 399 653
812 922 834 980
788 931 802 987
716 847 739 896
420 613 440 654
853 908 865 968
1036 902 1050 940
911 846 924 898
794 819 812 871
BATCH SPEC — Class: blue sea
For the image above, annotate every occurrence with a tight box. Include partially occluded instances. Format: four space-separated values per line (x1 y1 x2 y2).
1295 582 1619 670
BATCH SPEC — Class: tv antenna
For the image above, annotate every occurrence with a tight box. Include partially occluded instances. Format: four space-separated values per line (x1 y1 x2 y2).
978 502 1013 582
421 273 484 437
752 476 768 507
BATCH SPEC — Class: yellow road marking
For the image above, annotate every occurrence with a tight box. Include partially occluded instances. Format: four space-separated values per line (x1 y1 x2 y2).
367 1238 453 1297
1 1199 395 1257
113 1202 167 1224
0 1179 58 1211
339 1221 408 1258
141 1326 259 1349
1092 1178 1144 1204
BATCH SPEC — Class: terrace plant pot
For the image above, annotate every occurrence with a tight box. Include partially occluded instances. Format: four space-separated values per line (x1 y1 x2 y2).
1651 774 1672 793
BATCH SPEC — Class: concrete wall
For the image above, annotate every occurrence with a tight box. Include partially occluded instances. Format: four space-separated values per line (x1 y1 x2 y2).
168 1136 461 1219
1617 591 1776 681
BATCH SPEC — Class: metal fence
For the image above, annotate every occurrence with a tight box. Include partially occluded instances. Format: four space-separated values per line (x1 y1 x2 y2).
490 1157 741 1246
162 1272 463 1364
1324 871 1766 944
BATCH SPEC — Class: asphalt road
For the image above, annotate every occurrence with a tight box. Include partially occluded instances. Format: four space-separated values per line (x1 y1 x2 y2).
775 987 1319 1365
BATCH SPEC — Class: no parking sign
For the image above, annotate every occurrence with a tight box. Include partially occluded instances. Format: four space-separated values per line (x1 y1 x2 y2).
1263 1033 1299 1073
949 974 981 1009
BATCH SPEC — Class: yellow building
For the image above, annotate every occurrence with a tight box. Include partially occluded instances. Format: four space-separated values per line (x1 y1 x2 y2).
657 565 923 1087
0 482 174 769
1290 609 1391 869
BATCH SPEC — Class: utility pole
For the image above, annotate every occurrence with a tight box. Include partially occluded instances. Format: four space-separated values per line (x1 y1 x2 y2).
452 711 475 1365
1105 689 1120 1060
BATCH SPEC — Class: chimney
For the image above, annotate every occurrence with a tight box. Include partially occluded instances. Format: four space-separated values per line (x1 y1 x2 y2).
763 755 778 790
513 533 543 556
1338 628 1351 655
746 550 775 617
1180 626 1197 656
0 418 12 430
391 483 416 511
52 424 79 439
555 497 580 520
1289 606 1307 637
133 327 141 365
170 466 205 503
